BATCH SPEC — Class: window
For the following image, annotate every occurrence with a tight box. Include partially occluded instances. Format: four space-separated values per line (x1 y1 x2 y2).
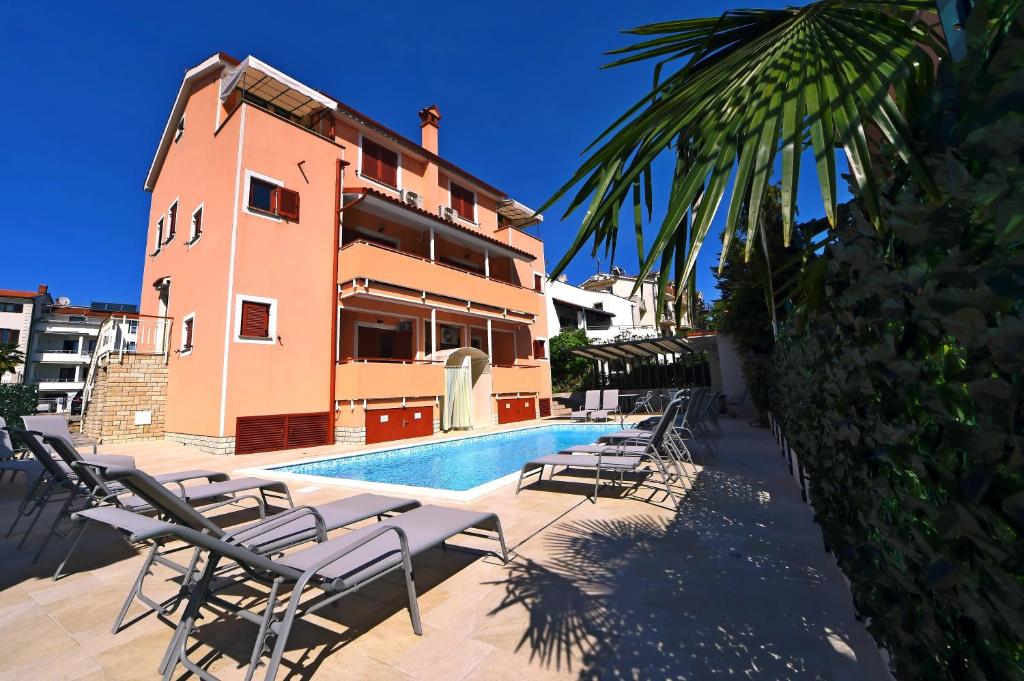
189 205 203 243
153 218 164 254
175 114 185 142
240 302 271 339
248 177 300 221
58 367 76 381
439 324 462 350
181 314 195 353
594 302 603 311
0 302 24 313
533 273 544 292
450 182 475 222
533 339 547 360
0 328 19 345
356 322 413 360
235 296 277 343
361 139 399 188
166 201 177 243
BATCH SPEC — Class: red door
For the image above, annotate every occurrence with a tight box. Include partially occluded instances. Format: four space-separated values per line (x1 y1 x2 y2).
497 398 536 424
366 406 433 444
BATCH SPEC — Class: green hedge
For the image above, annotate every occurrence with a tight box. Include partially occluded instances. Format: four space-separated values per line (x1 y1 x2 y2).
0 383 38 446
769 13 1024 677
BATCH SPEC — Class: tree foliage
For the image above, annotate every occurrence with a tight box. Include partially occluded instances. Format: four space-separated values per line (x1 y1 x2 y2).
0 344 25 376
0 384 37 443
549 328 594 392
543 0 942 310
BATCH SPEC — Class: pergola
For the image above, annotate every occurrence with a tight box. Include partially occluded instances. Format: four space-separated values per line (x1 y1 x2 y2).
571 336 710 390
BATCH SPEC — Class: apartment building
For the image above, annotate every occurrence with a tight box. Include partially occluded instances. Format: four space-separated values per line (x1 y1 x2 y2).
580 267 688 333
545 275 656 343
28 302 139 412
140 54 552 454
0 285 52 385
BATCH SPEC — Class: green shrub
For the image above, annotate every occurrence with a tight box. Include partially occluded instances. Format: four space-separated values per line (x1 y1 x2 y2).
0 384 38 446
549 328 594 392
770 14 1024 677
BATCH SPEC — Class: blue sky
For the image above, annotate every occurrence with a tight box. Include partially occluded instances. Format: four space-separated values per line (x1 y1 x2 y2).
1 0 836 307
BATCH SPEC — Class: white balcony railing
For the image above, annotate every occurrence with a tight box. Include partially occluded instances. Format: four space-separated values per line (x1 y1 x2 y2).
33 350 93 363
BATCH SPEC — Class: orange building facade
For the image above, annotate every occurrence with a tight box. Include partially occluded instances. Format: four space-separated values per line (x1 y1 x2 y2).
140 54 552 454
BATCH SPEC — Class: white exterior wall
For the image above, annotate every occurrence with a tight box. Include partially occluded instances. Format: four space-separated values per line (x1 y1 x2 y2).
545 279 657 343
0 299 35 384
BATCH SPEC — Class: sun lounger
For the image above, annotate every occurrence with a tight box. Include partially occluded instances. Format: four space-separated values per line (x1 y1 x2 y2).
517 398 687 507
0 418 44 489
73 462 420 633
93 465 507 681
21 414 100 454
570 390 602 421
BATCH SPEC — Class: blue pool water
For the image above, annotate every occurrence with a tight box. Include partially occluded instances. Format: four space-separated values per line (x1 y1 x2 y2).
274 424 621 491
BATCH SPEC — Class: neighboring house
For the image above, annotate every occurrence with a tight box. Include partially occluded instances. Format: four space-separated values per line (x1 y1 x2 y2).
0 285 52 385
546 276 660 343
27 301 139 412
138 53 552 454
579 267 689 333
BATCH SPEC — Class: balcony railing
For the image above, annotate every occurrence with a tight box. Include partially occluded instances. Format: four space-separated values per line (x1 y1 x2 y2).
339 240 541 316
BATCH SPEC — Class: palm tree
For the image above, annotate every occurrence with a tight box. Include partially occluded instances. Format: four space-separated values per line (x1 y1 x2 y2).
542 1 948 310
0 344 25 376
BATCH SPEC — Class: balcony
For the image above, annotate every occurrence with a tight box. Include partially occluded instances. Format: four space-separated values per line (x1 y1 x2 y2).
339 240 541 317
37 379 85 392
491 364 548 394
37 316 103 335
33 350 92 364
335 360 444 401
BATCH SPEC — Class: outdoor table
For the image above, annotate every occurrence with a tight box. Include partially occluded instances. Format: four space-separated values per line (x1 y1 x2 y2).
617 393 640 414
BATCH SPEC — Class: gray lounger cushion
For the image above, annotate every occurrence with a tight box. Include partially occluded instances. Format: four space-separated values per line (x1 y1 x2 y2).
528 453 641 469
279 505 499 585
117 476 287 511
561 444 647 455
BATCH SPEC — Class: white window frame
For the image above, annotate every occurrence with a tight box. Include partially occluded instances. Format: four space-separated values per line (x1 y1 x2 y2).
243 170 285 223
534 336 549 361
357 133 402 192
234 294 278 344
152 217 164 255
532 270 545 293
187 203 204 245
164 198 179 244
175 113 186 142
180 312 195 356
447 178 478 226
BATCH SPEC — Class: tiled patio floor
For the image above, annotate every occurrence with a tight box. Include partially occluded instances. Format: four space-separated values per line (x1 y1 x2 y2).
0 419 889 680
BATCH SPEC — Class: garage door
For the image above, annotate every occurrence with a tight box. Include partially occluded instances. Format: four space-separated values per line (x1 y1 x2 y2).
235 412 331 454
497 397 536 424
365 406 433 444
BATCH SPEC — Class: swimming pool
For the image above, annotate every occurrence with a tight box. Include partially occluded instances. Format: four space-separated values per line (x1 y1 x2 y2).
263 424 621 496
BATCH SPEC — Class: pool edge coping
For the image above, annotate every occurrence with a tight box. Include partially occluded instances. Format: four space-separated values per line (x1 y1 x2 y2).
236 422 620 503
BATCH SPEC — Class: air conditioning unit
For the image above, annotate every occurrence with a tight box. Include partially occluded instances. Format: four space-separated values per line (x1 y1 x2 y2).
401 190 422 209
438 205 456 221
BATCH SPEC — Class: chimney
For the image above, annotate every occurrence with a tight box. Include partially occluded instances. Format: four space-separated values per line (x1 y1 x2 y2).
418 105 441 155
37 284 48 294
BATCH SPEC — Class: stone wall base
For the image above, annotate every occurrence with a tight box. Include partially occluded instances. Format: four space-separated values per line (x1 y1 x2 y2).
166 432 236 456
334 426 366 445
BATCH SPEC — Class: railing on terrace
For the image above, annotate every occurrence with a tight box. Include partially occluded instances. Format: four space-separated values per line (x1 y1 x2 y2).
82 314 172 415
340 239 534 292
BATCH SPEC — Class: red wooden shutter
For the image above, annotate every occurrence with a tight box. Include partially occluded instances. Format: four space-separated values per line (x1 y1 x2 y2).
193 207 202 238
240 301 271 338
363 140 398 187
276 188 300 221
534 274 543 292
379 146 398 187
533 339 546 359
450 183 474 221
167 203 177 238
362 141 380 181
183 318 193 348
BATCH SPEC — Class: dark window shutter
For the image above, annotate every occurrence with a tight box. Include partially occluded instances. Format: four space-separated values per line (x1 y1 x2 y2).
167 203 177 238
193 207 203 238
533 339 546 359
534 274 543 292
363 140 398 187
183 319 194 349
276 188 300 221
451 183 474 221
240 301 271 338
